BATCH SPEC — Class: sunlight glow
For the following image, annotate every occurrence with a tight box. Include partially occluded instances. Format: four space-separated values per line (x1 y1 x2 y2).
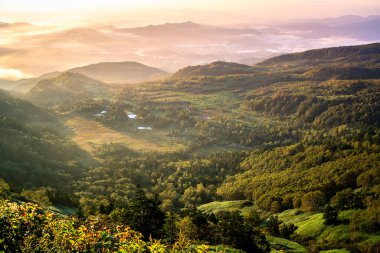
0 68 26 80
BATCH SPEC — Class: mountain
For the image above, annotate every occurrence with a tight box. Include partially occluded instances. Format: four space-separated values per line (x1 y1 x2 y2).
279 18 380 40
28 72 109 107
116 21 260 38
0 72 62 92
337 18 380 40
257 43 380 68
172 61 255 78
293 15 380 27
67 61 169 83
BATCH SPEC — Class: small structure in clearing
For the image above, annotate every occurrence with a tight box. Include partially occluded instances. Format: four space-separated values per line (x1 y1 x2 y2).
138 126 152 130
95 110 107 117
128 114 137 119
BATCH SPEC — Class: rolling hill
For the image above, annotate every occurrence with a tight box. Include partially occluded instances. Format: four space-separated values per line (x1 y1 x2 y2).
28 72 109 107
0 72 61 92
172 61 255 78
67 61 169 83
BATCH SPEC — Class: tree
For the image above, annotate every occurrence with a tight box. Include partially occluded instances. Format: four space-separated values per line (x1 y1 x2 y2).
330 188 362 210
214 211 269 252
323 205 339 225
162 212 178 244
357 169 380 188
127 186 165 238
279 223 297 239
301 191 324 212
263 215 280 236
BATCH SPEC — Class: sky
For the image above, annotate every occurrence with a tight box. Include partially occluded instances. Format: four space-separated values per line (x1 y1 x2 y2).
1 0 380 25
0 0 379 80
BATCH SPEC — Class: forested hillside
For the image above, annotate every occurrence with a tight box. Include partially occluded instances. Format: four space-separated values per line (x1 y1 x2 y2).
0 90 86 206
0 43 379 252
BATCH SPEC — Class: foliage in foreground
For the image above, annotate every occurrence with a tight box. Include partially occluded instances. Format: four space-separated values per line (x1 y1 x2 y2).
0 200 211 253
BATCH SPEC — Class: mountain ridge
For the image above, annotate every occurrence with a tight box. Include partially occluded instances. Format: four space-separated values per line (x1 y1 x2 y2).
67 61 169 83
257 43 380 68
172 61 255 78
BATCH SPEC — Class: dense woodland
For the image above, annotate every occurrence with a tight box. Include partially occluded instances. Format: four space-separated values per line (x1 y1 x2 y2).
0 43 379 252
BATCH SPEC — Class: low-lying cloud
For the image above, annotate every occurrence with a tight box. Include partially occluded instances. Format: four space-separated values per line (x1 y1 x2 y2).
0 17 378 79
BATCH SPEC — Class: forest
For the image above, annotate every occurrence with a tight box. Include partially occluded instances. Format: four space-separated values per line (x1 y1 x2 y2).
0 43 379 252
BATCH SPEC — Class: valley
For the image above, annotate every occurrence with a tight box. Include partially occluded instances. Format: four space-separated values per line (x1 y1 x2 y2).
0 43 379 252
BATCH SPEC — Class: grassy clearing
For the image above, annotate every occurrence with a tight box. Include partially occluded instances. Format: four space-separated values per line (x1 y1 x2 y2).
278 210 326 238
319 250 351 253
293 213 326 238
198 200 253 215
267 235 306 253
65 116 185 154
338 209 357 221
49 205 76 216
318 224 351 243
277 209 313 225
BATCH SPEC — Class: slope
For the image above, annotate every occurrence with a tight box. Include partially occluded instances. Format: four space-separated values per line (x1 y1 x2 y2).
0 72 61 92
0 90 84 205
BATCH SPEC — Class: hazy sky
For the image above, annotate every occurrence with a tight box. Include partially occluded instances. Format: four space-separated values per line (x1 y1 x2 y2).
1 0 379 25
0 0 379 80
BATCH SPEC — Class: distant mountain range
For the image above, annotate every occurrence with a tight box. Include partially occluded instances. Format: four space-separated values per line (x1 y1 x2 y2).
280 17 380 40
291 15 380 27
1 15 379 77
116 21 260 38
